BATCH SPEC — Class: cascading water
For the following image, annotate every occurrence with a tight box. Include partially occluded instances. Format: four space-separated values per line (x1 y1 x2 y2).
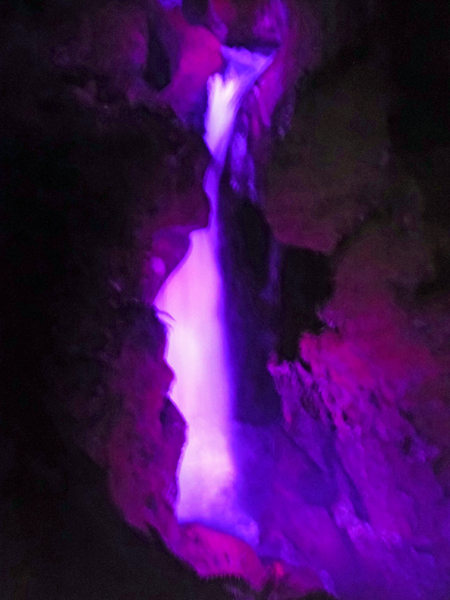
155 47 272 532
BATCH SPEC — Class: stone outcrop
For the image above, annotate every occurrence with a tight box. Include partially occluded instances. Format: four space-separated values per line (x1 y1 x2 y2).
0 2 214 595
257 15 450 600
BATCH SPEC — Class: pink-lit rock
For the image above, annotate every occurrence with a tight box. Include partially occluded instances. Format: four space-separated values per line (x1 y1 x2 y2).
1 3 212 549
5 0 450 598
178 522 267 589
263 559 326 599
223 0 321 202
267 215 450 597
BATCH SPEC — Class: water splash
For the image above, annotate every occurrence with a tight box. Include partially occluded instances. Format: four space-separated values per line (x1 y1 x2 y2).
155 47 272 528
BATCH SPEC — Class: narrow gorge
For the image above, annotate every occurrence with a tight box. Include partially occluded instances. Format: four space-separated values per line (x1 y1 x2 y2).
1 1 450 599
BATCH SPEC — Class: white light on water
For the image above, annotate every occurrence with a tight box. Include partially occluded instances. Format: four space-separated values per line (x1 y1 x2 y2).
155 47 273 526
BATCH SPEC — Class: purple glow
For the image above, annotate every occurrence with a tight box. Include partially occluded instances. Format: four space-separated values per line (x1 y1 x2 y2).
156 47 272 527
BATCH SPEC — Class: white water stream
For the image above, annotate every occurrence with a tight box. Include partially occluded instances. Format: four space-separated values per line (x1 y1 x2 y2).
156 47 272 529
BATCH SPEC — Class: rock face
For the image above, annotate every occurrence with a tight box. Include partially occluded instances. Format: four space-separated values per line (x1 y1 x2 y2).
0 2 215 597
252 12 450 600
2 0 450 599
0 1 282 596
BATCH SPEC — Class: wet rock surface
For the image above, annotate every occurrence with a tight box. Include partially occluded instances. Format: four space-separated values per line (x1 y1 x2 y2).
250 7 450 600
0 2 213 596
1 0 450 599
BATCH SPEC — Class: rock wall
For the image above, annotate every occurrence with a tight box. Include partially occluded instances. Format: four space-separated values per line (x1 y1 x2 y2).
255 8 450 599
2 0 449 599
0 2 216 597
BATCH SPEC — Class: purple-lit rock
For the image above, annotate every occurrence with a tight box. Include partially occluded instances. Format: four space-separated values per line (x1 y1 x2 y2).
155 46 273 536
178 522 267 588
2 0 450 599
259 43 450 600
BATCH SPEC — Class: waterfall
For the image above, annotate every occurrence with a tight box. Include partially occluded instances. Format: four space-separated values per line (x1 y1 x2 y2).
155 47 273 531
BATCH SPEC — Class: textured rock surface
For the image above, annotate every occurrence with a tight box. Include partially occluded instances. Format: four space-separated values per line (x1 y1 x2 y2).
178 522 267 589
2 0 449 599
253 13 450 600
0 2 214 596
0 0 304 595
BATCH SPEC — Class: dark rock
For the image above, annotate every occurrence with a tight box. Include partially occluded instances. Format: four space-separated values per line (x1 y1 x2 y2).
0 3 211 594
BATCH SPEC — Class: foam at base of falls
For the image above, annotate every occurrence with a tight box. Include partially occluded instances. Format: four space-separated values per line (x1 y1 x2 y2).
155 47 273 532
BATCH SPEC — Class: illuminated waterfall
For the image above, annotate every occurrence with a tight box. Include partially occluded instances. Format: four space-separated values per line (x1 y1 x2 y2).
156 47 272 528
